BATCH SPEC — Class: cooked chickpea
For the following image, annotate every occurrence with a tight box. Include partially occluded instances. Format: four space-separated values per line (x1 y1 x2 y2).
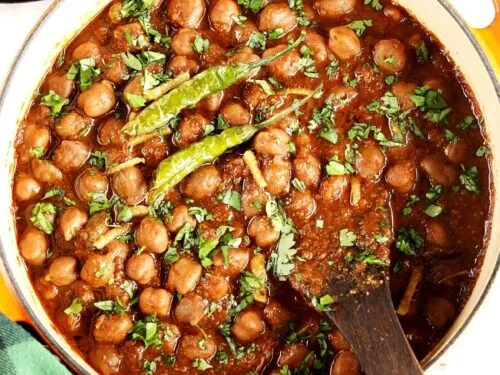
220 102 251 126
75 169 108 202
113 22 149 52
328 329 351 351
167 257 202 294
166 204 197 232
53 140 90 171
98 118 124 146
328 26 361 60
19 228 48 266
314 0 357 18
81 254 115 288
55 112 91 139
168 56 199 76
167 0 206 28
445 139 468 164
392 81 418 111
172 28 199 57
262 44 301 81
126 253 156 285
228 48 261 79
355 144 386 180
162 323 181 353
305 30 329 64
385 161 416 193
421 155 457 186
384 5 405 22
320 176 349 201
22 123 51 160
254 128 290 157
293 152 321 188
278 343 310 369
135 217 169 254
174 294 206 325
373 39 407 73
424 297 455 329
111 166 147 205
15 175 41 201
210 0 241 34
200 274 230 300
232 309 265 343
103 55 128 84
331 351 361 375
77 80 117 118
248 216 280 247
45 256 78 287
59 207 88 241
258 4 297 34
139 287 173 316
426 221 449 248
179 335 217 360
263 300 293 329
241 179 267 218
287 190 316 220
263 157 291 196
46 73 75 99
175 113 209 148
72 41 102 62
181 164 221 200
89 344 122 375
93 313 133 344
213 248 250 276
200 92 224 112
123 76 143 108
31 159 62 184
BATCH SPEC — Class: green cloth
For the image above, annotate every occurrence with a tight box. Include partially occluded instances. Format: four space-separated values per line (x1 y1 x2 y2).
0 313 71 374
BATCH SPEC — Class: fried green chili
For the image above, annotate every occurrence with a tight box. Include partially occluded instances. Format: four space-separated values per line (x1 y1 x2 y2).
122 33 306 137
148 84 322 204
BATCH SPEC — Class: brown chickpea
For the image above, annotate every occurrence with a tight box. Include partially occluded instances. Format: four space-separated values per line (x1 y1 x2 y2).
287 190 316 220
89 344 122 375
113 22 149 52
181 164 221 200
258 4 297 34
231 309 265 343
168 56 199 76
328 329 351 351
384 5 405 22
93 313 133 344
426 221 449 248
45 256 78 287
385 161 417 193
81 254 115 288
278 343 310 369
199 274 230 300
445 139 468 164
424 297 455 329
220 102 251 126
420 155 457 187
55 112 91 139
126 253 156 285
162 323 181 353
331 351 361 375
172 28 199 57
199 92 224 112
213 248 250 276
263 157 291 196
31 159 62 184
166 0 206 29
77 80 117 118
166 257 202 294
328 26 361 60
46 73 75 99
98 117 124 146
392 81 418 110
305 30 329 64
175 113 209 148
15 175 41 201
319 176 349 201
135 217 169 254
355 144 386 180
247 215 280 248
373 39 407 74
210 0 241 34
227 48 260 79
19 227 49 266
139 287 173 316
166 204 197 233
72 41 102 63
22 123 51 161
253 128 290 156
263 300 293 329
123 76 144 108
75 169 109 202
293 152 322 188
174 294 206 325
263 45 301 81
241 178 267 218
53 140 90 171
179 335 217 360
314 0 357 18
103 55 128 84
59 207 88 241
111 166 147 205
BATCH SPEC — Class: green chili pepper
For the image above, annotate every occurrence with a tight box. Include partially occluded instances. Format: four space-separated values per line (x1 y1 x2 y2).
122 33 307 137
148 84 322 204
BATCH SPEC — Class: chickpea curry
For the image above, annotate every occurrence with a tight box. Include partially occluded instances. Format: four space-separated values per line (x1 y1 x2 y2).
13 0 492 374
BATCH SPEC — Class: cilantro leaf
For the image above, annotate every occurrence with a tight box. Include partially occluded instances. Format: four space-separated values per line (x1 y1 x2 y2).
346 19 372 36
395 227 424 256
40 91 69 117
30 202 56 234
339 228 356 247
64 298 83 315
193 34 210 54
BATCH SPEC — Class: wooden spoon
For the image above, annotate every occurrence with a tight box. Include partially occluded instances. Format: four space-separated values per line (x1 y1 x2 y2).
316 276 423 375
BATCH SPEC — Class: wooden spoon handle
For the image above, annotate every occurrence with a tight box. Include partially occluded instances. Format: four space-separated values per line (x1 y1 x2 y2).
326 281 423 375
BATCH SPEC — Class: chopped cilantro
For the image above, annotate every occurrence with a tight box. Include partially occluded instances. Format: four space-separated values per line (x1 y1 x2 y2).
126 93 146 109
89 151 107 169
409 86 452 124
30 147 45 158
217 189 242 211
288 0 310 26
356 250 387 266
459 165 481 195
444 129 460 144
66 57 101 90
326 58 340 77
396 227 424 256
365 0 383 10
193 34 209 53
325 155 354 176
339 228 356 247
163 247 180 264
64 298 83 315
416 41 429 62
30 202 56 234
192 358 212 371
40 91 69 116
268 28 285 40
291 178 306 192
457 115 480 130
237 0 264 13
268 232 297 281
120 0 154 18
88 192 112 215
424 204 443 217
476 145 489 157
247 31 267 50
346 19 373 36
188 206 213 223
426 184 443 201
130 314 162 348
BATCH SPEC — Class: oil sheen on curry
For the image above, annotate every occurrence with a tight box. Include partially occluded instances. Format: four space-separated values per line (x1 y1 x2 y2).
12 0 492 374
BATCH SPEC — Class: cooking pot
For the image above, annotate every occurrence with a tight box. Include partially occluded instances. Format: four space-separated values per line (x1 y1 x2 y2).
0 0 499 373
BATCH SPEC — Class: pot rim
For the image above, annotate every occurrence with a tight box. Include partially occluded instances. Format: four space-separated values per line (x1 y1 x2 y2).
0 0 499 374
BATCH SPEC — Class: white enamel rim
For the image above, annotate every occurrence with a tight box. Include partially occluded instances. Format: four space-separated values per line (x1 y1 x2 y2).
0 1 498 374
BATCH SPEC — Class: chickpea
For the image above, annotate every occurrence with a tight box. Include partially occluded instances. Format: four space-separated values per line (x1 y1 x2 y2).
179 335 217 360
56 309 83 336
228 48 260 79
314 0 357 18
263 157 291 196
420 155 457 187
75 169 108 202
172 28 199 57
328 26 361 60
262 45 301 81
126 253 157 285
373 39 407 73
258 4 297 34
15 175 41 201
278 343 310 369
328 329 351 351
168 56 199 76
331 351 361 375
385 161 416 193
139 287 173 316
384 5 405 22
166 204 197 233
123 76 143 108
210 0 241 34
426 221 449 248
167 0 206 28
305 30 329 64
213 248 250 276
445 139 468 164
244 82 267 109
320 176 349 201
55 112 91 139
31 159 62 184
254 128 290 157
263 299 293 329
200 92 224 112
46 73 75 99
220 102 251 126
93 313 133 344
392 82 418 111
162 323 181 353
287 190 316 220
424 297 455 329
199 274 230 300
136 217 169 254
355 144 386 180
181 164 221 201
293 152 321 188
111 166 147 205
74 280 95 305
167 257 202 294
89 344 122 375
81 254 115 288
72 41 102 62
19 228 48 266
53 140 90 171
77 80 117 118
45 256 78 287
175 113 209 148
241 179 267 218
248 216 279 247
231 309 265 343
113 22 149 52
174 294 206 325
103 55 128 84
22 123 51 159
59 207 88 241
